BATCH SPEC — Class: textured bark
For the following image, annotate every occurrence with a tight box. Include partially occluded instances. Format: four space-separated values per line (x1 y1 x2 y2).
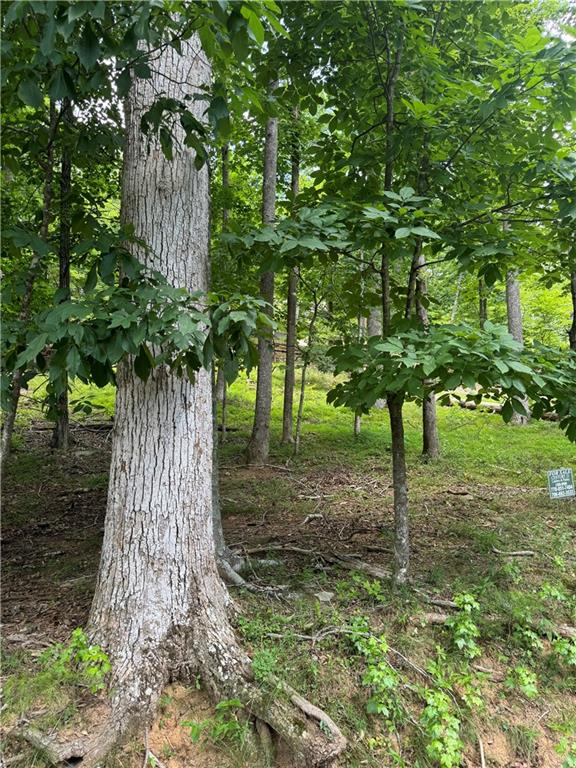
282 267 298 443
246 106 278 464
387 394 409 585
281 110 300 444
281 266 298 444
570 270 576 352
84 40 344 768
1 102 57 471
367 309 385 409
506 269 529 425
51 101 72 450
415 252 440 460
88 35 215 720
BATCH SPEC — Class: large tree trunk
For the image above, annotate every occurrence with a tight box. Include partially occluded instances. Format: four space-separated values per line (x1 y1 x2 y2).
51 100 72 450
1 102 57 472
506 269 529 425
569 270 576 352
83 38 344 768
246 104 278 464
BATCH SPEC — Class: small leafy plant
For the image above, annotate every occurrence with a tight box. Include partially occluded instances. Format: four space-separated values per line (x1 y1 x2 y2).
445 593 482 659
3 628 110 719
182 699 248 748
349 617 404 729
419 687 463 768
504 664 538 699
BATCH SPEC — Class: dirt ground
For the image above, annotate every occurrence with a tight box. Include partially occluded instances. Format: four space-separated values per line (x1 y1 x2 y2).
2 424 574 767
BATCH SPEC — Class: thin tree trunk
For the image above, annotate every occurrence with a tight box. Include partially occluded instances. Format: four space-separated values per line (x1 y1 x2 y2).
353 314 367 436
479 277 488 329
367 308 385 409
282 267 298 444
294 297 320 456
451 272 463 322
246 102 278 464
387 393 409 584
281 113 300 444
1 102 57 471
84 41 345 766
51 100 72 450
415 251 440 459
570 270 576 352
506 268 529 425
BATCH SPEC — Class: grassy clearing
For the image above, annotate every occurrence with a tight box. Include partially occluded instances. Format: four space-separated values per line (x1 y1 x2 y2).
2 366 575 767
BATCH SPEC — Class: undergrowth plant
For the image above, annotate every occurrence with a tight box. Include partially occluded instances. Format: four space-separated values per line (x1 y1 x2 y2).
445 593 482 659
3 629 110 721
349 617 405 729
418 687 464 768
181 699 249 749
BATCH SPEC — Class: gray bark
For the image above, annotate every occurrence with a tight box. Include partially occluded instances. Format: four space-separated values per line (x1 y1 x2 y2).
479 277 488 329
506 269 529 425
246 105 278 464
570 270 576 352
89 35 216 717
415 252 440 460
387 393 409 585
85 41 344 767
367 309 385 409
52 100 72 450
281 117 300 444
1 102 57 471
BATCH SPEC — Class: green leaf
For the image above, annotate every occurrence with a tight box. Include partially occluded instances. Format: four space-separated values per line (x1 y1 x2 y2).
117 68 131 97
18 78 43 108
134 346 152 382
395 227 412 239
49 69 72 101
241 6 265 45
411 226 440 239
501 399 514 423
77 23 101 68
15 334 48 369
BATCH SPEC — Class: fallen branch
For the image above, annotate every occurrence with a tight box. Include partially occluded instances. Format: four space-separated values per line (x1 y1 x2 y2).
492 547 535 557
478 736 487 768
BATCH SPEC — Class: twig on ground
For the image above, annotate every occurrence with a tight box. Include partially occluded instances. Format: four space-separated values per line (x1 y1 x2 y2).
492 547 535 557
478 735 486 768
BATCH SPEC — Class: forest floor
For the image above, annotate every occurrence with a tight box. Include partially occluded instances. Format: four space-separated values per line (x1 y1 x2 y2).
1 368 575 768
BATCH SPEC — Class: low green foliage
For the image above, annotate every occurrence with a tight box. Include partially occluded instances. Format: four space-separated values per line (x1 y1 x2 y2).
504 664 539 700
445 593 482 659
349 617 404 727
418 687 463 768
3 629 110 720
181 698 249 749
